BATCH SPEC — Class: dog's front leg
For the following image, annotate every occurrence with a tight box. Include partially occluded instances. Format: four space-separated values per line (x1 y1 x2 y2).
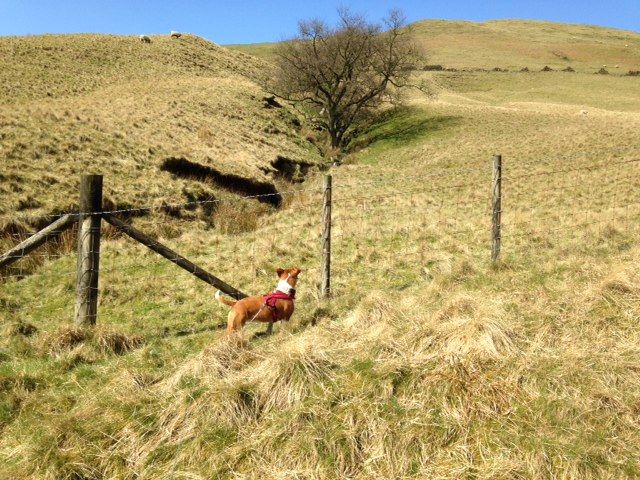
265 321 274 335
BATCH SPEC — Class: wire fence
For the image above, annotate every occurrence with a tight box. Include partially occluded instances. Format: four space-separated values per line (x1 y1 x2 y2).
1 152 639 329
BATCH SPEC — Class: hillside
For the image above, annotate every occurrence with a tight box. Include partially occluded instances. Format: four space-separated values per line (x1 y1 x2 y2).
2 20 640 479
0 34 320 233
230 19 640 72
411 19 640 72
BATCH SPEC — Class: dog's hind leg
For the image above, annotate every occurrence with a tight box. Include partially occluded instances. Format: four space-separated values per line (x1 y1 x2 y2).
227 310 244 335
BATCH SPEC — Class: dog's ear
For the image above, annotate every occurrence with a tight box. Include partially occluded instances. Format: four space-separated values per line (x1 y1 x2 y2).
276 268 285 276
293 268 302 276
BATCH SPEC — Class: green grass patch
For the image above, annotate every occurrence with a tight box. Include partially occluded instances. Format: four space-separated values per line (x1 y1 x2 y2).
348 107 460 161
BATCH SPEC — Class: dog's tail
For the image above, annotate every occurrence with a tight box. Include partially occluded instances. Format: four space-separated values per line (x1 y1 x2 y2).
215 290 237 307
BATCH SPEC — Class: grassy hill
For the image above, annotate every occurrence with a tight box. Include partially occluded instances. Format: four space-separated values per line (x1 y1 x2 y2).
230 19 640 72
1 20 640 479
411 19 640 72
0 34 320 234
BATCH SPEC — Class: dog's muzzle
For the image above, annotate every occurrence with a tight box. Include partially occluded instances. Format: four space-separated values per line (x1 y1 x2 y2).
276 279 295 295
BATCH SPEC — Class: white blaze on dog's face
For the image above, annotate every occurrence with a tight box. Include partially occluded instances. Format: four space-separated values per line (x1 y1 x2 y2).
276 267 301 293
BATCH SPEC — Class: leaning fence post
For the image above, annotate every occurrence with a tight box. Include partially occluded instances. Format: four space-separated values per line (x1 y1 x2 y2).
320 174 332 298
491 155 502 263
74 174 103 326
0 214 77 270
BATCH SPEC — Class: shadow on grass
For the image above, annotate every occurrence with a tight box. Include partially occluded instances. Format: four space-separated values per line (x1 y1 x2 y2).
347 106 461 153
174 324 225 337
174 323 275 339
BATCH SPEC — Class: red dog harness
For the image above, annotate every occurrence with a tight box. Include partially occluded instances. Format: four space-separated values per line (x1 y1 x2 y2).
263 290 295 321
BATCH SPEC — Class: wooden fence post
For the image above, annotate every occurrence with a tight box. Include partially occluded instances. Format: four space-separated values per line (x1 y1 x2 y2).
320 174 332 298
74 174 103 326
491 155 502 263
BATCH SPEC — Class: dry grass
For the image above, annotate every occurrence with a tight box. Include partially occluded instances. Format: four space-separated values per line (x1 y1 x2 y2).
1 20 640 480
213 198 275 234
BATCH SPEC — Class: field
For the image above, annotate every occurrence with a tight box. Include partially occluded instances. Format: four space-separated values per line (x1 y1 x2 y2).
1 20 640 479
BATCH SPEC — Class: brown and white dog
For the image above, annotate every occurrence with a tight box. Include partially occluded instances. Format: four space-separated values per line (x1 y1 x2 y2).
216 267 301 335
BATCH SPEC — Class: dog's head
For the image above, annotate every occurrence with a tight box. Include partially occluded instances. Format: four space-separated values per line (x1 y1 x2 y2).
276 267 302 288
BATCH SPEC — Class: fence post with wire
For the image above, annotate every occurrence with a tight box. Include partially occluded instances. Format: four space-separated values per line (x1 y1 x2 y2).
321 174 332 299
491 154 502 263
74 174 103 326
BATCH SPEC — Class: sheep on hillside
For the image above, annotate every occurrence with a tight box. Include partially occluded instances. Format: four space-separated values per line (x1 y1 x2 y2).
170 31 182 38
139 35 151 43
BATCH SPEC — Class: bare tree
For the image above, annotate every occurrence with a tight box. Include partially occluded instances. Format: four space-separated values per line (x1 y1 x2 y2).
272 9 419 150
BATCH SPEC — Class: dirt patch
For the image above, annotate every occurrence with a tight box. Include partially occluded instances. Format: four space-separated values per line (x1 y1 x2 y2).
160 157 282 207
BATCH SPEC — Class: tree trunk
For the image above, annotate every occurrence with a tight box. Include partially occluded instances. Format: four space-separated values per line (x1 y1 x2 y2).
330 131 340 148
327 112 344 149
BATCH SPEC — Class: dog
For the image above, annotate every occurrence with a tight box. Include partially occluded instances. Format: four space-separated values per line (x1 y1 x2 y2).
216 267 301 336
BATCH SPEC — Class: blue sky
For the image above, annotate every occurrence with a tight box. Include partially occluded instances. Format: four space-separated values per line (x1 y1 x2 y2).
1 0 638 44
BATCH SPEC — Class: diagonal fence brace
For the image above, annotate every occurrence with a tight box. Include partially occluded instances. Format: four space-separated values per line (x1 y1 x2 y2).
103 213 247 300
0 214 78 270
